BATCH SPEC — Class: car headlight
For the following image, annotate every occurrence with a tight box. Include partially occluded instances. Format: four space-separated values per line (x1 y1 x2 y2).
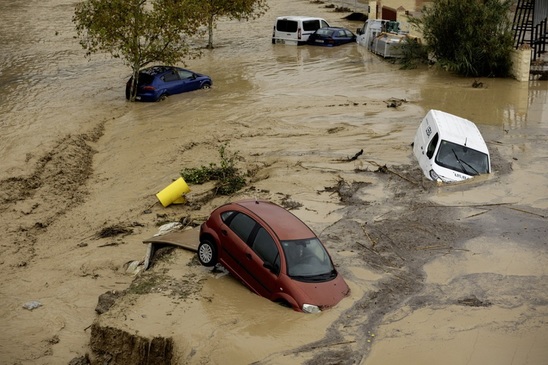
302 304 321 314
429 169 441 181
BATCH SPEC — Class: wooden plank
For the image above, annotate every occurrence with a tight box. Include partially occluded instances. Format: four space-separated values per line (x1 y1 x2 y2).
142 228 200 252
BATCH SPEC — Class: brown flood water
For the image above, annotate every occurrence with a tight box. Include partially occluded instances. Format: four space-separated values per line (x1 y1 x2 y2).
1 0 547 364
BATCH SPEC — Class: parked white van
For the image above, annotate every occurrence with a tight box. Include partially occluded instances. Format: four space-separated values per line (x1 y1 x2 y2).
413 110 491 182
272 16 331 45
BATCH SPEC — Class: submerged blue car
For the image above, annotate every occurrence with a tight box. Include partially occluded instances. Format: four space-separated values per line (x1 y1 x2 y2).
306 27 357 47
126 66 212 102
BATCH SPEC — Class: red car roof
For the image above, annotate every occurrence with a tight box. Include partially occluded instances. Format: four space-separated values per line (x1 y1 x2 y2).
232 200 316 241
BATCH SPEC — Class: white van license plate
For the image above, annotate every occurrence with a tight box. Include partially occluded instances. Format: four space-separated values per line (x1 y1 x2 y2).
275 39 285 44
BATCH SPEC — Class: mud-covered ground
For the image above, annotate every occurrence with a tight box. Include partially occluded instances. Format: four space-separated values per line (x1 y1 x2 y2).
87 145 548 365
1 0 547 364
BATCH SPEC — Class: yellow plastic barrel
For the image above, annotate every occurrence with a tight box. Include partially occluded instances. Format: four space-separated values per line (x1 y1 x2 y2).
156 177 191 207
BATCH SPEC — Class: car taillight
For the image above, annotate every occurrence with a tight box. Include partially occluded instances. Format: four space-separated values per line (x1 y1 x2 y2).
298 28 302 39
142 86 155 91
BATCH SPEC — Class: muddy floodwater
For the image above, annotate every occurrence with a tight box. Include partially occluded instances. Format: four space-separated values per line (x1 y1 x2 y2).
1 0 547 364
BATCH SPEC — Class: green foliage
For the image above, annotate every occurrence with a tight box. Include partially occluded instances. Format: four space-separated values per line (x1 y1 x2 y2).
397 37 429 69
410 0 514 77
181 144 247 195
193 0 269 48
73 0 206 101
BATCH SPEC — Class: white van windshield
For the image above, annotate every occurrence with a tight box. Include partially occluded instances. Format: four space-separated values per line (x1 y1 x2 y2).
435 140 489 176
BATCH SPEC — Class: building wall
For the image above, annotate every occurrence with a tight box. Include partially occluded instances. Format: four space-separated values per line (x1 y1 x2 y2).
375 0 432 15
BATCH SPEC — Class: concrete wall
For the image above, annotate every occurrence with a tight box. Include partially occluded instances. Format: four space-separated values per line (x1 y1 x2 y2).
511 45 532 82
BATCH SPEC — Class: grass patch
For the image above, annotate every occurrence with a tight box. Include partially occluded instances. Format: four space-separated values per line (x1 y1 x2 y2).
127 273 169 295
181 144 247 195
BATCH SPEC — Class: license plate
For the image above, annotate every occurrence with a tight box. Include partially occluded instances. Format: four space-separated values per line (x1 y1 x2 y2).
315 39 324 43
275 39 285 44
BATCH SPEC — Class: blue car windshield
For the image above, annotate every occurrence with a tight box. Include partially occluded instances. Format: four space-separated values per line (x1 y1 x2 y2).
435 140 489 176
281 238 335 280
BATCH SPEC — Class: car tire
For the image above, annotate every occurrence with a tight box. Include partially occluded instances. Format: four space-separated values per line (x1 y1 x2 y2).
201 83 211 89
158 93 168 102
197 239 218 267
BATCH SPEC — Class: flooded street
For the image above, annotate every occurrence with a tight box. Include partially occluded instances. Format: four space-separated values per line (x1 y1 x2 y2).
1 0 547 364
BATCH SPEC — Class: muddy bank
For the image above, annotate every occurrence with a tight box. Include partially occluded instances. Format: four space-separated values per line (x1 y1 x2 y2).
90 324 174 365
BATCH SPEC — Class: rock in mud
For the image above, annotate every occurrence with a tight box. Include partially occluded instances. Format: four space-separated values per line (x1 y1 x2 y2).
68 354 90 365
95 290 126 315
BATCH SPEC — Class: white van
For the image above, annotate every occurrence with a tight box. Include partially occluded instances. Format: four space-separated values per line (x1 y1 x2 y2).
272 16 331 45
413 110 491 182
356 19 411 58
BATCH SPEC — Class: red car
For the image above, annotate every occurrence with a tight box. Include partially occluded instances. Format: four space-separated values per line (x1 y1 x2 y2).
198 199 350 313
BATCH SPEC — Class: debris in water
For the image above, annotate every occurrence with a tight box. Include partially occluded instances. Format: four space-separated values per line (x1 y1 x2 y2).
22 300 42 310
472 80 484 88
348 149 363 161
97 224 133 238
384 98 407 108
457 295 491 307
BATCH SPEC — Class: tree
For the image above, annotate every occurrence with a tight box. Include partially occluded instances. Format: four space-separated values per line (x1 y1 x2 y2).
410 0 514 77
195 0 269 49
73 0 206 101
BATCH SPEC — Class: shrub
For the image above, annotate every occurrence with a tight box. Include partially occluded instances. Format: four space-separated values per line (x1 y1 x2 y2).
181 144 246 195
410 0 514 77
398 37 429 69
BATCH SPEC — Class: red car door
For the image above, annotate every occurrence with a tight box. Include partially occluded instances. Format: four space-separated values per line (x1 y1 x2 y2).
220 213 263 294
246 227 282 298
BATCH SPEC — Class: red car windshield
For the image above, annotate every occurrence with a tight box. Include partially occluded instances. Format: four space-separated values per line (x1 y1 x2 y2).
281 238 335 281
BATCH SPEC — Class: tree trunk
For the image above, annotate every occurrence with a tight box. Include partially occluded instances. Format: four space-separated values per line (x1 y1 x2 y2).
129 1 141 102
207 14 214 49
130 65 140 102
